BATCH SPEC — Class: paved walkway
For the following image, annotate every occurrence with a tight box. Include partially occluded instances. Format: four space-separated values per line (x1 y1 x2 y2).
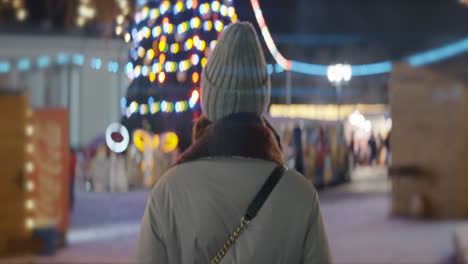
2 167 464 263
321 167 461 264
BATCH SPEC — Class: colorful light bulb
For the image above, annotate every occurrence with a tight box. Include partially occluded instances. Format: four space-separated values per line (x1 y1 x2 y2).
158 72 166 83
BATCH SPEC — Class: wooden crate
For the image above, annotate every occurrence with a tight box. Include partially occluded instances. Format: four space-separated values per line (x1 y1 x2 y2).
389 63 468 219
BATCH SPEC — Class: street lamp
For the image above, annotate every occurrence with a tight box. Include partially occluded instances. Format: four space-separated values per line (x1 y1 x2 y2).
327 64 352 121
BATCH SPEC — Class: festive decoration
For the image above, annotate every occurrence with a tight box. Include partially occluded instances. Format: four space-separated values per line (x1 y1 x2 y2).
162 131 179 153
132 129 178 153
0 0 29 21
76 0 97 27
122 0 238 117
24 106 35 231
250 0 394 76
269 104 387 121
114 0 131 37
105 123 130 153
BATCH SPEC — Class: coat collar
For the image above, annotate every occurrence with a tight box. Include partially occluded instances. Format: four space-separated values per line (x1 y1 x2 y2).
172 113 284 167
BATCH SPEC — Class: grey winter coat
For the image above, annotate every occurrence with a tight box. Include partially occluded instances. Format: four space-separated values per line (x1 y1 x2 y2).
137 157 331 263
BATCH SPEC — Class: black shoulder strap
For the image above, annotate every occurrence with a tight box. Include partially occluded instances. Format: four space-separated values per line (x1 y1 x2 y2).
210 164 288 264
244 165 288 221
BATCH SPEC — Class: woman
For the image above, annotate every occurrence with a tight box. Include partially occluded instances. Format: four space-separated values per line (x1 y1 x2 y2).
137 22 330 264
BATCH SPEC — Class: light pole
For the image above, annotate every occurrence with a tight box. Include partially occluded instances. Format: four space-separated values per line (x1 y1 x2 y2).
327 64 352 122
327 64 352 183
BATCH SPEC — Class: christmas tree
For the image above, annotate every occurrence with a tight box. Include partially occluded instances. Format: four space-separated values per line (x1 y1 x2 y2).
121 0 238 150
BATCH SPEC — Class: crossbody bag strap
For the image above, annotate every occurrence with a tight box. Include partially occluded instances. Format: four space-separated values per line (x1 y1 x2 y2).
210 165 288 264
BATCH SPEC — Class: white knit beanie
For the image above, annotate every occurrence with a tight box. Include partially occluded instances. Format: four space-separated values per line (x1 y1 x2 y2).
201 22 271 122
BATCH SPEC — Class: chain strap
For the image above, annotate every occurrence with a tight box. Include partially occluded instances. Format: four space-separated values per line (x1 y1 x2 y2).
210 217 251 264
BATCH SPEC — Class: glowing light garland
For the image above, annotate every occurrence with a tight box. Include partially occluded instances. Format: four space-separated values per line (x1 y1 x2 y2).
405 37 468 67
250 0 468 76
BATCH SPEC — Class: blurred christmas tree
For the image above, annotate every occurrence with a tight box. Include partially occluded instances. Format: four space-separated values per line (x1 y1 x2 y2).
121 0 238 150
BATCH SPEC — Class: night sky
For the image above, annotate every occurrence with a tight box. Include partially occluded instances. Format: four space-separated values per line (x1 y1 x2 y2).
236 0 468 60
8 0 468 62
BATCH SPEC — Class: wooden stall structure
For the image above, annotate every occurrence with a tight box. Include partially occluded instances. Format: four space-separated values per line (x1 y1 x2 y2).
390 62 468 219
0 92 36 257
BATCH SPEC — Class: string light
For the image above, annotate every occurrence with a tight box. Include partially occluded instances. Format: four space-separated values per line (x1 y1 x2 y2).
149 72 156 82
185 39 194 50
191 54 200 66
25 125 34 136
192 72 199 83
146 49 155 61
114 0 130 38
160 1 171 15
198 40 206 51
201 57 208 68
138 47 146 58
25 218 34 230
211 1 221 12
134 65 142 77
150 102 160 114
159 41 167 52
171 43 180 54
210 40 217 51
17 8 27 21
220 5 228 16
189 89 200 108
193 35 200 47
203 20 213 31
227 6 235 18
186 0 193 9
143 27 151 38
231 13 238 22
199 3 210 15
190 17 201 29
25 161 34 174
192 0 199 9
76 0 96 27
26 180 35 192
25 143 34 154
129 101 139 113
152 26 162 37
152 62 162 73
142 65 148 76
164 61 171 72
158 72 166 83
250 0 292 71
174 1 184 14
140 104 149 115
141 6 150 19
214 20 224 32
159 53 166 63
161 101 168 112
122 97 198 115
150 8 160 19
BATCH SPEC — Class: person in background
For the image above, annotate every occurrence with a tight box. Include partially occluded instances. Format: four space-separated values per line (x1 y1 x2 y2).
69 148 77 210
349 132 356 168
368 133 378 166
314 127 329 189
385 131 391 166
292 125 305 174
137 22 330 264
377 133 384 165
